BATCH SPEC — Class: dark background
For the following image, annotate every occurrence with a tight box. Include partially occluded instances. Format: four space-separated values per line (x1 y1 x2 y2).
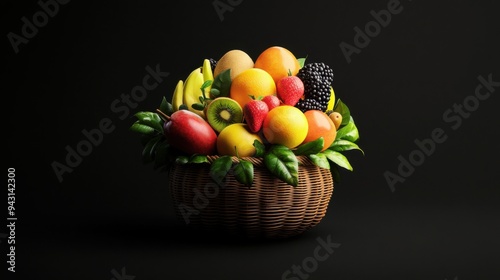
3 0 500 279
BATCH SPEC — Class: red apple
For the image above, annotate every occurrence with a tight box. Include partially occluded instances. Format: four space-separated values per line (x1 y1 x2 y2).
163 110 217 155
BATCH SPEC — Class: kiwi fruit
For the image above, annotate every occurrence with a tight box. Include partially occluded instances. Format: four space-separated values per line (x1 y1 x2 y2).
206 97 244 133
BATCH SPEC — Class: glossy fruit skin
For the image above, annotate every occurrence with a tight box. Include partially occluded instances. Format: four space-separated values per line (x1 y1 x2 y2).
302 110 337 151
329 112 342 130
244 99 269 133
254 46 301 84
230 68 276 109
262 105 309 149
164 110 217 155
217 123 262 157
262 95 281 111
277 76 304 106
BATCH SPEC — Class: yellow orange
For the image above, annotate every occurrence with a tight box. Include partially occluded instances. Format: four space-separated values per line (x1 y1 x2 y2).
254 46 301 84
230 68 276 108
302 110 337 151
262 105 308 149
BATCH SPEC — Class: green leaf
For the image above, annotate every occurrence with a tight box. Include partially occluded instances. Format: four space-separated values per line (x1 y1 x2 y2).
233 159 254 186
134 111 159 122
297 57 307 68
210 156 233 185
179 104 189 110
253 139 266 157
264 145 299 186
191 103 205 111
189 155 209 164
329 139 364 155
142 134 163 164
201 80 212 90
153 140 170 169
134 112 163 133
330 164 341 184
335 121 359 142
175 156 189 165
323 150 353 171
130 122 156 135
159 97 173 116
140 133 156 146
334 99 351 126
294 137 324 155
210 88 220 98
309 153 330 169
211 69 232 97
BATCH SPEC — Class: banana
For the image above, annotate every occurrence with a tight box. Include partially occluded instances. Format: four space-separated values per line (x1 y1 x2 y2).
202 58 214 84
202 58 214 99
171 80 184 111
326 86 336 112
183 67 206 118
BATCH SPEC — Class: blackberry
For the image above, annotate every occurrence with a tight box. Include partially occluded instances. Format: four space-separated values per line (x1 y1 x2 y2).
295 62 334 112
295 98 324 112
209 58 218 73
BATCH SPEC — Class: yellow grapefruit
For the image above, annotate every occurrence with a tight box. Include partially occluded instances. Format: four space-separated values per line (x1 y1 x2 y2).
262 105 308 148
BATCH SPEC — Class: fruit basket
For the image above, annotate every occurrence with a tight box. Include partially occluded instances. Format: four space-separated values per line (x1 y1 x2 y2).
130 46 363 239
169 155 333 239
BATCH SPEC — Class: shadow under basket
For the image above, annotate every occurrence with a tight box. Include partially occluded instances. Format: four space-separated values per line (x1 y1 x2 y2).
168 155 334 239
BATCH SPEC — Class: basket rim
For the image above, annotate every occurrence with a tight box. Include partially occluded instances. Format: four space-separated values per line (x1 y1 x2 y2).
203 155 316 166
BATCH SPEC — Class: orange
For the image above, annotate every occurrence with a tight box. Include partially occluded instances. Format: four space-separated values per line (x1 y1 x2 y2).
254 46 301 84
217 123 262 157
230 68 276 108
262 105 308 148
302 110 337 151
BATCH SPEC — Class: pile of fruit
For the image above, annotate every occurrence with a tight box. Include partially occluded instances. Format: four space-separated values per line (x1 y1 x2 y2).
130 46 363 186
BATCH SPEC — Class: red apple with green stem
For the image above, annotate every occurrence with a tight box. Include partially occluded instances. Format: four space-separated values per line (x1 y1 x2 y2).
158 109 217 155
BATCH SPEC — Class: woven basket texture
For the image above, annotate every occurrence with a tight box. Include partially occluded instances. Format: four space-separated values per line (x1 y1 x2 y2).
168 155 334 239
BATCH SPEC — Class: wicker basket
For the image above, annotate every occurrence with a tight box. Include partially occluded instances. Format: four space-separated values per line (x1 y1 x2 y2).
168 155 334 239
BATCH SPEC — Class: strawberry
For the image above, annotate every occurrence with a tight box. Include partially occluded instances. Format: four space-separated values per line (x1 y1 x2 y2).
244 98 269 133
262 95 281 111
276 75 304 106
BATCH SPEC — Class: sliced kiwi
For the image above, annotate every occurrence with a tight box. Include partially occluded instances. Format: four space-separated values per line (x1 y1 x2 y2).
206 97 244 133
